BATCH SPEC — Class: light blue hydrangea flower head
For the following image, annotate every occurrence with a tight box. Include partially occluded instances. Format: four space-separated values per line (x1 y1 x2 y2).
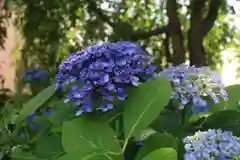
56 41 156 116
158 64 228 113
183 129 240 160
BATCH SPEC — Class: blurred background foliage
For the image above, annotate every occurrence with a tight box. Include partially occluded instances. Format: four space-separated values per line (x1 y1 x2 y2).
0 0 239 85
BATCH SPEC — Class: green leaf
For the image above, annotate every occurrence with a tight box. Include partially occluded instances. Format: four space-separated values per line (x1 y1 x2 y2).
176 137 185 160
134 127 157 141
28 117 51 143
16 84 56 123
48 102 75 125
188 113 210 124
57 151 120 160
202 110 240 136
11 148 47 160
151 110 182 136
0 130 10 144
36 134 64 159
135 133 178 160
142 148 177 160
123 78 172 140
62 117 122 159
225 85 240 109
0 103 16 130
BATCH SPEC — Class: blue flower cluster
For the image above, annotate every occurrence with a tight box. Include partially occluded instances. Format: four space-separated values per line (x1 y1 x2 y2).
159 64 228 113
56 41 156 116
183 129 240 160
24 68 48 81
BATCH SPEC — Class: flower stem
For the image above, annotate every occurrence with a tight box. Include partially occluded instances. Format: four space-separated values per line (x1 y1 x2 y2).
181 108 186 126
122 139 128 154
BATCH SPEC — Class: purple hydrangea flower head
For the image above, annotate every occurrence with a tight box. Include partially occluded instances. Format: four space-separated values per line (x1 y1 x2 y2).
24 68 48 81
158 64 228 113
183 129 240 160
56 41 156 116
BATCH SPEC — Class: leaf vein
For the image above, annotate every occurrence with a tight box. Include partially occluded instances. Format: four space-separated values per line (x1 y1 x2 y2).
126 87 162 140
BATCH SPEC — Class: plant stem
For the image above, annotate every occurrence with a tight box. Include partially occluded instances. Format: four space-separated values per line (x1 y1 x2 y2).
181 108 186 126
122 139 128 154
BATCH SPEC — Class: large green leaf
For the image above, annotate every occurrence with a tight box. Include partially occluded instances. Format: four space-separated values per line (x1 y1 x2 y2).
123 78 172 140
62 117 122 159
28 116 51 143
135 133 178 160
202 110 240 136
36 134 64 159
151 110 182 136
142 148 177 160
16 84 56 123
57 151 120 160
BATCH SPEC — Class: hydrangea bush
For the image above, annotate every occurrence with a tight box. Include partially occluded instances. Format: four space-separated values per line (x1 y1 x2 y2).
1 41 240 160
159 64 228 113
56 41 156 115
183 129 240 160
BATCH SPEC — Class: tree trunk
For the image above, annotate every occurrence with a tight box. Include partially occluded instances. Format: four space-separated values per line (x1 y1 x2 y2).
188 0 222 67
188 0 207 66
188 30 206 66
166 0 185 66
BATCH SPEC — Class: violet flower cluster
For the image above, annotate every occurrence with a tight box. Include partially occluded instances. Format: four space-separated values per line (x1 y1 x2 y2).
159 64 228 113
24 68 48 81
56 41 156 116
183 129 240 160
